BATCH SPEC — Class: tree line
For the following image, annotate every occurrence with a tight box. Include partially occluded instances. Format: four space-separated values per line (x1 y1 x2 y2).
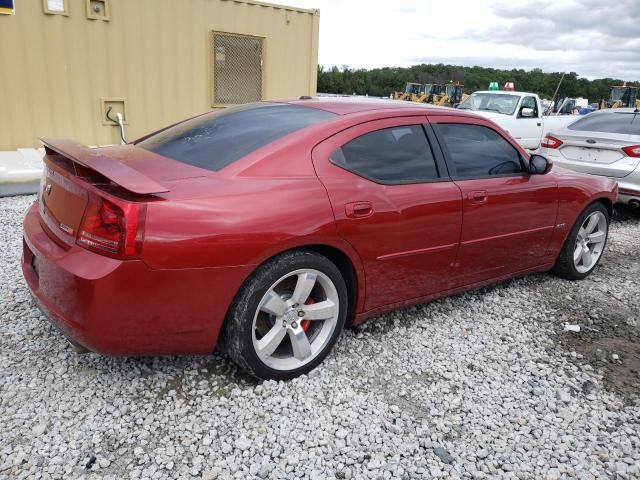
317 64 640 103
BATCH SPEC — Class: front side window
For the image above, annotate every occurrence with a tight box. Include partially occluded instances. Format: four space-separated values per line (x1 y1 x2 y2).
568 112 640 135
137 103 335 171
330 125 439 184
433 123 524 178
520 96 539 117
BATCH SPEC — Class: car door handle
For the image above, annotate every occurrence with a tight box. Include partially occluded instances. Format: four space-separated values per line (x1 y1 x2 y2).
468 191 488 204
345 201 373 218
537 122 542 127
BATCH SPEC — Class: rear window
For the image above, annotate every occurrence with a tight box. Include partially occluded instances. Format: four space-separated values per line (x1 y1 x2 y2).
136 103 335 171
568 112 640 135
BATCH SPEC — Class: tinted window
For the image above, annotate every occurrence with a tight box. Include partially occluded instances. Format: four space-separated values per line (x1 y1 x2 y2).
568 112 640 135
137 103 335 171
330 125 439 184
434 123 523 178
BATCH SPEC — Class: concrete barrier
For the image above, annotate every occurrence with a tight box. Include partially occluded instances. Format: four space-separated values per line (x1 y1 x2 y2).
0 149 44 197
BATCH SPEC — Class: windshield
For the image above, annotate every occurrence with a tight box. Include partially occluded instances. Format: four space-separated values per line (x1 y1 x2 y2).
136 103 335 171
610 88 626 102
458 93 520 115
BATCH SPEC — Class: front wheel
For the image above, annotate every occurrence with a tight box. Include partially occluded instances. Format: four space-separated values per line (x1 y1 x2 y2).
553 202 609 280
221 250 347 380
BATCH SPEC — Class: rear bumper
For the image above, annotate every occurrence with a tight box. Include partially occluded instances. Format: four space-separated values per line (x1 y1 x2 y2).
22 202 251 356
617 175 640 205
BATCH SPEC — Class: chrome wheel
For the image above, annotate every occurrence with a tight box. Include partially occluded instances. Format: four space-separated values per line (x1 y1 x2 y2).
252 269 340 371
573 210 607 274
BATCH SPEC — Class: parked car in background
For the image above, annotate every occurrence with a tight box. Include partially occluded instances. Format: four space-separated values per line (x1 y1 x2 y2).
458 91 579 150
22 99 617 380
539 108 640 206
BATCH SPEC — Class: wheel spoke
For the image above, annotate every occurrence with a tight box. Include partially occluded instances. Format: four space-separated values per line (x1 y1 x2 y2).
573 243 583 263
256 324 287 356
582 247 593 268
291 272 317 305
577 227 587 242
302 299 338 321
288 324 312 361
260 291 288 317
585 214 599 234
587 231 605 243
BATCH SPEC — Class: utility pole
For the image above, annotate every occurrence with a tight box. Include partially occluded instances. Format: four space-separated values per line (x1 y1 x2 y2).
550 72 566 113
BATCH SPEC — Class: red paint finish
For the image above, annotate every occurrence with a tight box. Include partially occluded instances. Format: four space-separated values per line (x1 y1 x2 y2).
311 115 463 310
22 99 618 356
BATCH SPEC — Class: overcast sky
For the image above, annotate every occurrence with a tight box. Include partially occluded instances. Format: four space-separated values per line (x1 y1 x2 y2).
285 0 640 80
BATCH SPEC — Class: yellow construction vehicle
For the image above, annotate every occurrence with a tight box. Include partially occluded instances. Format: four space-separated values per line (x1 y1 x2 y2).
431 83 468 107
599 85 640 109
392 82 422 101
392 82 467 107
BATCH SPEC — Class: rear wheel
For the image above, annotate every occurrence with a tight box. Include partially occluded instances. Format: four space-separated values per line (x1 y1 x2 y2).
553 202 609 280
221 250 347 380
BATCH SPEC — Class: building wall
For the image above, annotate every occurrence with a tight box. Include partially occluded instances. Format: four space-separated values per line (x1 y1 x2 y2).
0 0 319 150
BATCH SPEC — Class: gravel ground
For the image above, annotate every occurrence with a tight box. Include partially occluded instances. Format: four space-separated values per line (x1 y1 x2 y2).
1 195 639 480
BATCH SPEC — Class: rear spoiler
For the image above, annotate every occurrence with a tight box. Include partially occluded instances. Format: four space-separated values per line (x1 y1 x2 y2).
40 138 169 195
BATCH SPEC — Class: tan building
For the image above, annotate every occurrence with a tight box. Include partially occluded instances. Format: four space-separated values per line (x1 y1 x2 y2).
0 0 319 152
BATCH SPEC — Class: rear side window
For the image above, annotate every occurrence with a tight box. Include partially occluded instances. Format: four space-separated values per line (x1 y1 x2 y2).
330 125 439 184
136 103 335 171
568 112 640 135
434 123 523 178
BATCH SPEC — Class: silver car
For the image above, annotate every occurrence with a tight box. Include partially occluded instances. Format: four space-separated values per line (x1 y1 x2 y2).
538 108 640 206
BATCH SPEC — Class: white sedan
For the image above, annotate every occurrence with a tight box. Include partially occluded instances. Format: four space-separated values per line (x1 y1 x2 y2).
538 108 640 206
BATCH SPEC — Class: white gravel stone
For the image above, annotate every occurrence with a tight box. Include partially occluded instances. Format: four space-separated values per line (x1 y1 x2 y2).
1 195 639 479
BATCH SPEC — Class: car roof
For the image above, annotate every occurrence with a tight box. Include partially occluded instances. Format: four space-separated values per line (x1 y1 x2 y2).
279 96 468 116
588 107 640 115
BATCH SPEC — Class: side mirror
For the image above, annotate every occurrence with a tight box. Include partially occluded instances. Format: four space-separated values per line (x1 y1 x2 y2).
520 107 534 118
529 154 552 174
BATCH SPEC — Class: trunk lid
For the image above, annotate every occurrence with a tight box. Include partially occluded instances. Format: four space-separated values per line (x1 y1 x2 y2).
550 130 640 178
38 138 199 248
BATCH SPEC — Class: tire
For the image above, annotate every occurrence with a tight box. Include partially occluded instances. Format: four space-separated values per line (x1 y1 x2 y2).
553 202 609 280
220 250 348 380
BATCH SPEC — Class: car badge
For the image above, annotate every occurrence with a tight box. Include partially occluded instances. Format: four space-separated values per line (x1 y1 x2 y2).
46 183 52 195
586 139 596 144
59 223 74 235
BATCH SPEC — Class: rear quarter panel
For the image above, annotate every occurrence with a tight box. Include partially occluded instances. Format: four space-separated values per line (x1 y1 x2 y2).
141 174 340 270
140 153 368 319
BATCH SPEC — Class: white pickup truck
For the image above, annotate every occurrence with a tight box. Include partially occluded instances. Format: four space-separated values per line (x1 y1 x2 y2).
457 90 579 150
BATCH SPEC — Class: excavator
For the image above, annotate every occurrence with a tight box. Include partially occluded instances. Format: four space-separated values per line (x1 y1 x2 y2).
599 84 640 109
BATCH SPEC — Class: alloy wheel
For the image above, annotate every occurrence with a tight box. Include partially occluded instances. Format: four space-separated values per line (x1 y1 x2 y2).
252 269 340 371
573 210 607 274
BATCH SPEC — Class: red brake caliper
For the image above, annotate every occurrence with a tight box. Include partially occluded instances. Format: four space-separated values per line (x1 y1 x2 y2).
300 298 315 332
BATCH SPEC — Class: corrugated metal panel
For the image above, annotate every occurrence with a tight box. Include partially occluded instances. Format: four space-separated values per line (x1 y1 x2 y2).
0 0 319 150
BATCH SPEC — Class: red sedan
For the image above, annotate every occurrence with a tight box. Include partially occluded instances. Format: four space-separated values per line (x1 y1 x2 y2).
22 99 617 380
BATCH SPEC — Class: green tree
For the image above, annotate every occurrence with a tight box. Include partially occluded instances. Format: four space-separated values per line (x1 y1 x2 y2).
317 64 640 103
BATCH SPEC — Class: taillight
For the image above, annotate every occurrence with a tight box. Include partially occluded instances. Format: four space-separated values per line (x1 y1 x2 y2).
541 135 563 149
622 145 640 158
77 194 144 258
